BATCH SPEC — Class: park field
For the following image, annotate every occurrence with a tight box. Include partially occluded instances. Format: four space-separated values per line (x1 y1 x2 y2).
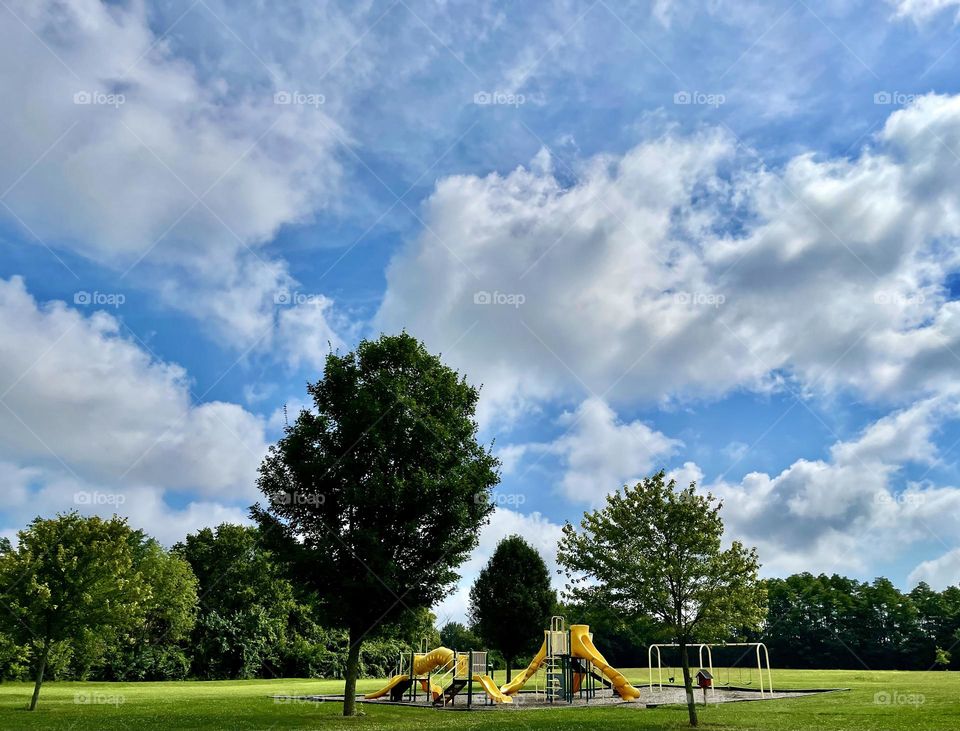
0 668 954 731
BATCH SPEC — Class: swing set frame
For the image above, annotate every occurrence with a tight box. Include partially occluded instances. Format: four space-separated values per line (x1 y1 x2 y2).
647 642 773 697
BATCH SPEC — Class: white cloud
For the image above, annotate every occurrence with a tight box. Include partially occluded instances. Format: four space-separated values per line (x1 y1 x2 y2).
0 276 266 497
504 397 681 504
909 549 960 589
433 508 565 626
0 0 344 364
378 94 960 425
0 466 251 547
710 398 960 575
889 0 960 21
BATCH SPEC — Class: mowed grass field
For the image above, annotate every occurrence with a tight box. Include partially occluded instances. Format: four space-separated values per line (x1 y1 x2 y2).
0 668 954 731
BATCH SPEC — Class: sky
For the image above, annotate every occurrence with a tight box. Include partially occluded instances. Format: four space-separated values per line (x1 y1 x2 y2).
3 0 960 626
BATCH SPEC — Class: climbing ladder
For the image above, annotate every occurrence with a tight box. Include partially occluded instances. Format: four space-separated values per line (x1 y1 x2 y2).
544 616 568 703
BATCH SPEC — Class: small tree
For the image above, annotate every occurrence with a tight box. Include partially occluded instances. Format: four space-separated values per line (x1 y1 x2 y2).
557 471 765 727
439 621 482 651
254 333 499 715
469 535 555 681
935 646 951 670
0 513 147 709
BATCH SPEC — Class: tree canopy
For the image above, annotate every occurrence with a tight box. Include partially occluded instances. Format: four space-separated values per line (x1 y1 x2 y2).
253 333 499 714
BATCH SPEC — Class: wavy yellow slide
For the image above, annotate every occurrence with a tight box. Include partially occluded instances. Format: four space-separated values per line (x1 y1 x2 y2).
500 639 547 695
364 647 453 701
473 673 513 703
569 624 641 701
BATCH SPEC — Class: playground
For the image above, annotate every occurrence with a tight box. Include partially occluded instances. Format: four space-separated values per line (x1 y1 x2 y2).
286 616 843 714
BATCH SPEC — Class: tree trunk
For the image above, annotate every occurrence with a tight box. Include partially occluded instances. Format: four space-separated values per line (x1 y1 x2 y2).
29 640 51 711
679 638 698 727
343 628 363 716
505 656 512 683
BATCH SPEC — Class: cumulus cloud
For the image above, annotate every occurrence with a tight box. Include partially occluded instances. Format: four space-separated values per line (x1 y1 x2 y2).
378 94 960 425
0 277 266 497
710 398 960 575
0 463 251 547
0 0 344 363
504 397 681 504
909 548 960 589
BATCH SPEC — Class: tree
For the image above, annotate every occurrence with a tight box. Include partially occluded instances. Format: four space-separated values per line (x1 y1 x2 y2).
253 333 499 715
102 535 198 680
439 621 482 652
174 524 296 679
0 513 147 709
935 646 951 670
557 471 765 727
468 535 555 681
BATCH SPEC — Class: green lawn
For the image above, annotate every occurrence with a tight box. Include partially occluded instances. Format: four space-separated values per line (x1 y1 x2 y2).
0 669 953 730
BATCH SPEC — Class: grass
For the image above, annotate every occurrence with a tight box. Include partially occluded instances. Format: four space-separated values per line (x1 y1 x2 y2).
0 668 953 730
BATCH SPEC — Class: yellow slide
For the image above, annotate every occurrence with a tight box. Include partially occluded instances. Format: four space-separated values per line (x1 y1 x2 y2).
364 648 512 704
569 625 641 701
473 674 513 703
364 647 453 700
499 639 547 695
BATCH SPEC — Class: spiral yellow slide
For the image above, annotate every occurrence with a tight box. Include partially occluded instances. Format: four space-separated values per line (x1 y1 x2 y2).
569 624 641 700
499 624 641 701
364 647 452 701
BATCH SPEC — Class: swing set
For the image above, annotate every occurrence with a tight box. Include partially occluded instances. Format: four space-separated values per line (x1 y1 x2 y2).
647 642 773 698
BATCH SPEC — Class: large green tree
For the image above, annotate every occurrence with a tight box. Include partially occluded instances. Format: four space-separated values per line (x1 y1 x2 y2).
253 333 499 715
0 513 147 709
557 471 765 727
468 535 555 681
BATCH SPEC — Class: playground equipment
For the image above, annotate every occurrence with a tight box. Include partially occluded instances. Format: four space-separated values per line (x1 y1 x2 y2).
648 642 773 698
499 616 641 702
364 642 511 707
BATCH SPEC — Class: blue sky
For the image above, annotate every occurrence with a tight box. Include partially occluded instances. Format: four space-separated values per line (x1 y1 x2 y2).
3 0 960 623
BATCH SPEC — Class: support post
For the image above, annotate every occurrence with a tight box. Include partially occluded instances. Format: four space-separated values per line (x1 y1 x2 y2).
410 651 416 702
467 651 474 709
